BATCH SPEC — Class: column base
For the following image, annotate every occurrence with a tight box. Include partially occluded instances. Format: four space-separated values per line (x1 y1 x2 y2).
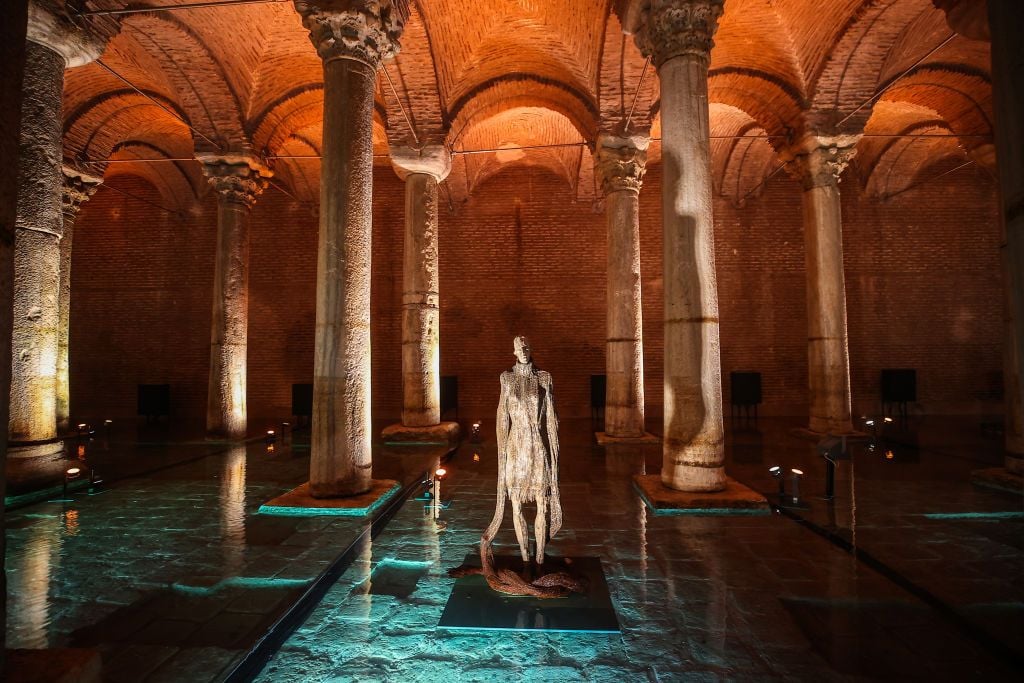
970 467 1024 496
595 431 660 445
381 421 460 452
258 479 401 516
633 474 770 515
6 648 101 683
7 438 65 458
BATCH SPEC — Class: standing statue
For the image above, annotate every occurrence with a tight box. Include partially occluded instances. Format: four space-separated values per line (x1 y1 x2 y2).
450 337 582 597
484 335 562 563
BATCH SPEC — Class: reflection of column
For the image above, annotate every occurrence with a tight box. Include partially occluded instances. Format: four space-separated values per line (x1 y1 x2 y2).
56 168 101 435
634 0 726 491
595 133 649 438
200 157 270 440
294 0 407 497
787 138 858 435
7 514 60 648
10 7 102 455
220 445 247 576
391 146 450 428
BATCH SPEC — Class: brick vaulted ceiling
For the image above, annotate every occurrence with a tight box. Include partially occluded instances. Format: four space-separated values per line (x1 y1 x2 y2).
62 0 993 206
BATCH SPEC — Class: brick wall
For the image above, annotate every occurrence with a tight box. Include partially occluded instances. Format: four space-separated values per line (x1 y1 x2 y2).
69 161 1003 426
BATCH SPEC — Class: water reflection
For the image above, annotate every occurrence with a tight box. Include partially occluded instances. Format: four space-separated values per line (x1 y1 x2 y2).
220 445 247 576
7 513 62 648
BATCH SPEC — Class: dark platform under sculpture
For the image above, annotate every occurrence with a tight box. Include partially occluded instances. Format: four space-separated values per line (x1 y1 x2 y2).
438 554 620 633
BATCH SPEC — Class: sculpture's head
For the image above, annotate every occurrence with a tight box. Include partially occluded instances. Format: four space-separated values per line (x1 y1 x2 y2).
513 335 531 364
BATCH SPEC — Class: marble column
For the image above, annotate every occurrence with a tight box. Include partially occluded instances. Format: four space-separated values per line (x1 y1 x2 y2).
200 157 270 440
10 12 101 455
595 133 649 438
634 0 726 492
787 137 858 435
988 0 1024 475
391 146 450 428
295 0 406 497
56 168 101 435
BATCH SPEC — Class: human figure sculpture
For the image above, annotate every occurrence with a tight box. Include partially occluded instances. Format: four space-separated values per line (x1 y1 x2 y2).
483 336 562 563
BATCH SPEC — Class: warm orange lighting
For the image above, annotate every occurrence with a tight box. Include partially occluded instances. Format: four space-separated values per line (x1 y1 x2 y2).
791 468 803 475
63 509 79 536
472 453 480 462
435 468 447 478
266 443 275 454
66 467 81 476
885 450 894 460
76 444 86 459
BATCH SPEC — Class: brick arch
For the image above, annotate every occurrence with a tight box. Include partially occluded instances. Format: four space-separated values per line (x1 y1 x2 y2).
63 90 194 164
707 69 805 141
384 1 446 142
447 77 597 149
122 12 245 150
807 0 933 134
880 65 993 156
273 137 321 204
863 122 964 199
707 103 780 207
251 86 389 158
104 142 202 213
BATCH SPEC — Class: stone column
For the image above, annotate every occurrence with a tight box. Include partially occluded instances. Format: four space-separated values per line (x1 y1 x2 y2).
200 157 270 440
595 133 649 439
390 146 450 428
56 168 101 435
10 9 102 455
988 0 1024 475
634 0 726 492
295 0 406 497
787 137 858 435
1 0 29 673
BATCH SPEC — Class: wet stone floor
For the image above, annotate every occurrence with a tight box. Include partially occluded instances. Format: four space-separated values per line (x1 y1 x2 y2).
6 417 1023 681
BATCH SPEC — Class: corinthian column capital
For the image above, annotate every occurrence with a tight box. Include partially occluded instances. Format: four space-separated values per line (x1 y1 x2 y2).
28 0 107 67
199 156 273 208
391 145 451 181
293 0 408 68
783 135 861 190
595 133 650 194
630 0 724 67
61 167 102 219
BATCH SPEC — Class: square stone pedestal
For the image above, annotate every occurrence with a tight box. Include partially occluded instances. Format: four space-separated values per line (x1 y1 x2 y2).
595 431 660 445
381 421 460 452
258 479 400 516
6 648 101 683
970 467 1024 495
633 474 770 515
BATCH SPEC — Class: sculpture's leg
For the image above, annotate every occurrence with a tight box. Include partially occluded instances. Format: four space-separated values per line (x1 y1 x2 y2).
534 495 548 564
511 497 529 562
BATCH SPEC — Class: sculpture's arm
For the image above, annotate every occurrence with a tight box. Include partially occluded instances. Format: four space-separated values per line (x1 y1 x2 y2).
542 372 562 538
482 374 511 546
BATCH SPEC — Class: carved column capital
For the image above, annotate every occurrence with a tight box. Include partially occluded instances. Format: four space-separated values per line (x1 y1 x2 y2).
630 0 724 67
595 133 650 194
783 135 861 190
293 0 407 68
932 0 990 41
61 167 102 219
390 145 451 181
199 156 273 209
28 0 107 67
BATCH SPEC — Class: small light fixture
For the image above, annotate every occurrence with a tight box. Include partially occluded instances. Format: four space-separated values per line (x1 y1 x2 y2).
769 465 785 499
77 423 88 437
790 468 803 504
472 452 480 462
265 429 276 443
266 443 275 454
470 421 482 443
883 417 893 424
435 468 447 479
885 449 894 460
63 467 82 500
66 467 81 477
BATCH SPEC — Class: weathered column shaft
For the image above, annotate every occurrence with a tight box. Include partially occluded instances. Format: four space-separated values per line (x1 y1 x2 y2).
201 160 268 440
636 0 726 492
401 172 440 427
989 0 1024 474
56 169 100 434
791 142 856 434
296 0 406 497
10 40 65 444
596 134 649 438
